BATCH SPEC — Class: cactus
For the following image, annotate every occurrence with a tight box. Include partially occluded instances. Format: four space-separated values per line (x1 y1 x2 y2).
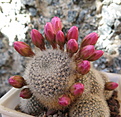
69 93 110 117
24 49 76 110
8 17 119 117
20 95 44 116
69 70 113 117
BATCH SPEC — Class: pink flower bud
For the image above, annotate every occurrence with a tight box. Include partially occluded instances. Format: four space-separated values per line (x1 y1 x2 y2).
105 82 118 91
44 22 55 42
67 26 78 41
13 41 35 57
81 32 99 47
77 60 91 75
30 29 45 50
44 22 56 49
20 88 32 99
8 75 26 88
58 95 71 106
79 45 95 59
88 50 104 61
56 30 65 48
70 83 84 96
67 39 78 54
51 16 62 34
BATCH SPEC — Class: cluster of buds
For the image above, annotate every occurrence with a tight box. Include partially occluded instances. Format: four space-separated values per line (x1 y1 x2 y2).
8 76 32 99
44 17 63 49
58 83 84 107
9 16 119 109
12 17 109 76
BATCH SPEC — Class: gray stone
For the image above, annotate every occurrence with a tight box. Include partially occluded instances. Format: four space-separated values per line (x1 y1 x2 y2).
0 70 7 74
103 0 113 5
0 0 30 45
0 0 11 3
46 0 53 5
29 8 37 16
108 3 121 19
113 0 121 4
67 10 78 23
101 6 110 23
77 10 88 23
114 20 121 34
98 25 112 35
104 16 115 27
118 45 121 55
0 49 13 67
0 38 9 53
21 0 35 6
42 0 60 5
72 0 80 4
107 45 117 55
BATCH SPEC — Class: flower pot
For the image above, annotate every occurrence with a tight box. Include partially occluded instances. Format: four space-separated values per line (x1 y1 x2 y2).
103 72 121 115
0 72 121 117
0 88 33 117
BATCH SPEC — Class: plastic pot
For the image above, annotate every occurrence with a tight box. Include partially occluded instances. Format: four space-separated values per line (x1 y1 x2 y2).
0 72 121 117
0 88 33 117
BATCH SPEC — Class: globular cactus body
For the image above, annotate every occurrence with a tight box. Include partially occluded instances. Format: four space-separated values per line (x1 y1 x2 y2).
71 69 113 117
20 95 44 116
9 17 119 117
24 49 76 110
69 94 110 117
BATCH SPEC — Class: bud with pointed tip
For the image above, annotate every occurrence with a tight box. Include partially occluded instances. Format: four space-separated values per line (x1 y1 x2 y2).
70 83 84 96
67 39 78 54
44 22 56 49
13 41 35 57
105 82 118 91
58 95 71 106
67 26 78 41
87 50 104 61
81 32 99 47
51 16 62 34
8 75 26 88
30 29 45 50
20 88 32 99
77 60 91 75
56 30 65 49
44 22 55 42
78 45 95 59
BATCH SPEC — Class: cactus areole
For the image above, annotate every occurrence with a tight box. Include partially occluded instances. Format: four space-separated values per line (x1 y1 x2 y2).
8 17 118 117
